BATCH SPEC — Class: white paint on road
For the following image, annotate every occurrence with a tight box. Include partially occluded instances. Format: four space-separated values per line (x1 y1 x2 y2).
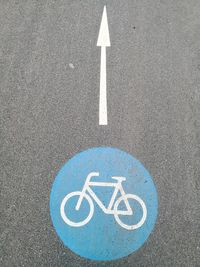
69 63 75 69
97 6 111 125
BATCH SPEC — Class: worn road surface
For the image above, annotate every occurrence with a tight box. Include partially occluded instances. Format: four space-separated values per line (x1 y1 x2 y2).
0 0 200 266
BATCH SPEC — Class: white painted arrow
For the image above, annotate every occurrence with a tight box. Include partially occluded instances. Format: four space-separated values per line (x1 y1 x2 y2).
97 6 110 125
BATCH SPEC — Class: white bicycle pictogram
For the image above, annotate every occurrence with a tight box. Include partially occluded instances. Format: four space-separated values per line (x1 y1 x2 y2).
60 172 147 230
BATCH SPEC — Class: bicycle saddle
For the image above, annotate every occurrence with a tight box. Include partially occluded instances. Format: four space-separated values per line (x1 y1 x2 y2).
112 176 126 182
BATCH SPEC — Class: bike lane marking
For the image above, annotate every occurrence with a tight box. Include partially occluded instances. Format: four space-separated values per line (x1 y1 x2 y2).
50 147 158 261
97 6 110 125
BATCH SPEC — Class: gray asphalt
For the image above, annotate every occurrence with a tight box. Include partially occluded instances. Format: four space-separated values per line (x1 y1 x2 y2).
0 0 200 266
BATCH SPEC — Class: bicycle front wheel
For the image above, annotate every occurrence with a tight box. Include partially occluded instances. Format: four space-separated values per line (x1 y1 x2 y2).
114 194 147 230
60 191 94 227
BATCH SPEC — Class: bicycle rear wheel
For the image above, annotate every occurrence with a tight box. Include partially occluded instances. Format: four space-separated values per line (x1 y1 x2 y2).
114 194 147 230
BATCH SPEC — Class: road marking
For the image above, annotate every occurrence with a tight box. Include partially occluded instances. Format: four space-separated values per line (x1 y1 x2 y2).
60 171 147 230
49 5 158 261
97 6 111 125
50 147 158 261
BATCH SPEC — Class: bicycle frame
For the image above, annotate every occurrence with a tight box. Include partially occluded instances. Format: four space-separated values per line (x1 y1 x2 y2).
76 172 132 215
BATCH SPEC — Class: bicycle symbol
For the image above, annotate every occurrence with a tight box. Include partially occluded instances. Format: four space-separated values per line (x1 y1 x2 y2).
60 172 147 230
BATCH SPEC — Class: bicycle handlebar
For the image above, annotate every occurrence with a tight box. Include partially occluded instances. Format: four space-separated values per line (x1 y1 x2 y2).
86 172 100 181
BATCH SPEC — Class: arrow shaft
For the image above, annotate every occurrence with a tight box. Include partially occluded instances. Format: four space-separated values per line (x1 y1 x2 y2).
99 46 107 125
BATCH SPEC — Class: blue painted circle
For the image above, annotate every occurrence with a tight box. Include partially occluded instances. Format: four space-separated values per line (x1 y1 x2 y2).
50 147 158 261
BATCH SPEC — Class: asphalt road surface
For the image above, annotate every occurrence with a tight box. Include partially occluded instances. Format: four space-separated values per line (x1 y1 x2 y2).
1 0 200 266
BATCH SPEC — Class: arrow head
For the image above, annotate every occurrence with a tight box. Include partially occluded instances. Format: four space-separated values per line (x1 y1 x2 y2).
97 6 111 47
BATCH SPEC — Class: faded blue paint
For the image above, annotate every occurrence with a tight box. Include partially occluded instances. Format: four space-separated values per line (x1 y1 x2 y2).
50 147 158 261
